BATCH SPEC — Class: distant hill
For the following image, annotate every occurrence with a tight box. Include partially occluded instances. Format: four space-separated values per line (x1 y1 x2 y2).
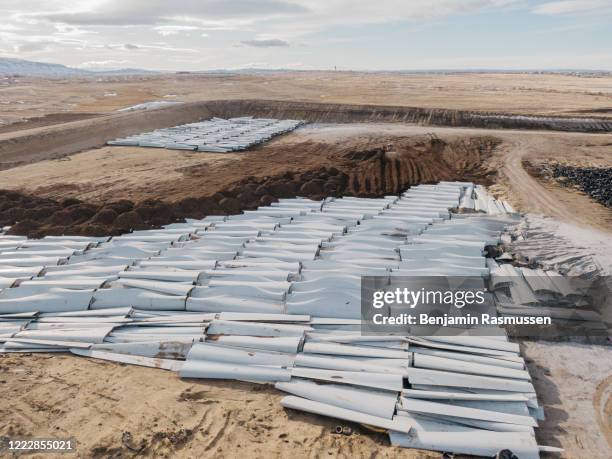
2 58 608 78
95 67 161 76
0 57 159 77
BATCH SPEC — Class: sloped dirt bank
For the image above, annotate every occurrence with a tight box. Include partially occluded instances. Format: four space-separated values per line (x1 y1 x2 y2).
1 134 498 237
0 112 102 135
0 103 213 169
205 99 612 132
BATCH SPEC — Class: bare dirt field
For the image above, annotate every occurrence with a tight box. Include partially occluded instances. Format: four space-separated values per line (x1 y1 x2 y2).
0 352 436 459
2 72 612 129
1 73 611 458
522 341 612 458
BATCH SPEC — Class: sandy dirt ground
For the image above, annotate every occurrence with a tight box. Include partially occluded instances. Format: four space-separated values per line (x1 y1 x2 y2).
0 352 436 459
522 341 612 459
1 72 612 128
0 146 246 202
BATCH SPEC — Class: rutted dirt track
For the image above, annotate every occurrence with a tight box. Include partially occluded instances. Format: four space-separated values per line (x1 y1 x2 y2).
487 128 612 231
501 136 579 222
0 112 102 135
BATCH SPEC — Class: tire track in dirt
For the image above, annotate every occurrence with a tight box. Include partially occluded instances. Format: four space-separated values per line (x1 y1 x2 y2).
593 376 612 448
482 128 612 232
502 138 577 221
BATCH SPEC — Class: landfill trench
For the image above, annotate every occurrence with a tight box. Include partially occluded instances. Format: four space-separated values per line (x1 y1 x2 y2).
1 99 610 169
0 135 499 238
0 182 563 458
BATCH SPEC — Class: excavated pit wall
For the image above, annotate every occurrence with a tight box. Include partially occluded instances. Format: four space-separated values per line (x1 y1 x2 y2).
1 135 499 237
204 100 612 132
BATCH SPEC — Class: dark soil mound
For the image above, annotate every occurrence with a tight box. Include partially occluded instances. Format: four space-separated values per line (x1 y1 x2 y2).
91 209 118 225
113 210 145 231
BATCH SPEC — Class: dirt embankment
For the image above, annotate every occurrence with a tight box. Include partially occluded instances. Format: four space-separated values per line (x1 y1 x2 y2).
205 100 612 132
0 103 214 170
1 135 498 237
0 113 103 135
1 99 610 171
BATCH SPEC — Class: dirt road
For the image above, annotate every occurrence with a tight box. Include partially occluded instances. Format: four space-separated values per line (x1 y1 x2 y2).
503 140 577 221
485 128 612 231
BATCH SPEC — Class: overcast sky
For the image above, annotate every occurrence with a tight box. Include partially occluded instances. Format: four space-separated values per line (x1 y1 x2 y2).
1 0 610 71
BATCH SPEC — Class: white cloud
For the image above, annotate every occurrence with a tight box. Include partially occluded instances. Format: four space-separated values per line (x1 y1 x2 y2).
0 30 88 51
25 0 308 26
154 25 201 36
54 24 97 36
103 42 198 53
15 0 518 32
532 0 611 15
1 0 608 71
0 24 23 31
163 16 250 31
241 38 289 47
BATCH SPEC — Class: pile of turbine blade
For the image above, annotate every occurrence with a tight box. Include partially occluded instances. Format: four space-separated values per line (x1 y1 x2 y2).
0 182 561 458
107 116 304 152
488 260 606 330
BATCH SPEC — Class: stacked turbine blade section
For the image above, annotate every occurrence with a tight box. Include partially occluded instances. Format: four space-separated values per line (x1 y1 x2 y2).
0 182 560 457
489 261 605 330
107 117 304 152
